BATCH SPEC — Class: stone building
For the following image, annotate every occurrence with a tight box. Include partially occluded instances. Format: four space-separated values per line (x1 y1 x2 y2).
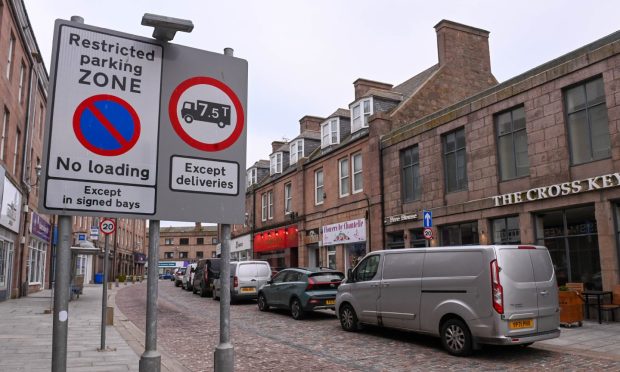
381 28 620 291
157 223 218 274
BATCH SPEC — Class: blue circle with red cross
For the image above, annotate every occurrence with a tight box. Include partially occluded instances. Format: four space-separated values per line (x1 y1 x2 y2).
72 94 140 156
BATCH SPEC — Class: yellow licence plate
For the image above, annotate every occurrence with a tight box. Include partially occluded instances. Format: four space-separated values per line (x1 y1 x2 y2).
325 299 335 305
509 319 533 329
240 287 256 293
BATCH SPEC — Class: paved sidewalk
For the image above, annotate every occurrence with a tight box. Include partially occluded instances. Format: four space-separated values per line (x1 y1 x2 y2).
536 320 620 362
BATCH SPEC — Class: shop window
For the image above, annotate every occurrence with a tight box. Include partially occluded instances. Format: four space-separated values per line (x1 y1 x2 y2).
440 221 479 246
409 229 427 248
327 246 336 269
443 128 467 192
537 205 601 290
491 216 521 244
0 241 6 288
346 243 366 270
338 158 349 197
564 76 610 165
401 145 420 202
180 238 189 245
197 238 204 245
387 232 405 249
164 252 174 259
179 252 188 259
496 106 529 180
196 251 203 258
28 240 47 284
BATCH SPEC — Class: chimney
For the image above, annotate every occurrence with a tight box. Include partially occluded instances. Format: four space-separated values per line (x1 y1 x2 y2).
353 79 393 100
299 116 323 133
195 222 201 230
271 141 285 153
434 20 491 72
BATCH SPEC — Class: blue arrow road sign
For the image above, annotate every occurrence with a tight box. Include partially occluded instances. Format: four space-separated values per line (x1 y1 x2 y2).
423 210 432 228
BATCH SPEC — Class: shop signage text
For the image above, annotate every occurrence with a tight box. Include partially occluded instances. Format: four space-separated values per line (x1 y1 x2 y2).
492 173 620 207
322 219 366 246
384 213 418 225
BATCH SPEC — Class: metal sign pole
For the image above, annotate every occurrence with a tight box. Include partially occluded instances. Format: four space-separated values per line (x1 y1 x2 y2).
51 215 72 372
100 233 109 350
214 223 234 371
139 220 161 372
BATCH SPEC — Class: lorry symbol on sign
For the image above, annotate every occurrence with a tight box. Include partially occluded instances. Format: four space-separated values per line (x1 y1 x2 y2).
181 100 231 128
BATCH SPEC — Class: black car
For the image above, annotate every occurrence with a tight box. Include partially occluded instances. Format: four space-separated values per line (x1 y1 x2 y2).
192 258 221 297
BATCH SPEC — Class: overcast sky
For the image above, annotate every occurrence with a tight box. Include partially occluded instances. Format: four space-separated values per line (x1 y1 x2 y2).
24 0 620 226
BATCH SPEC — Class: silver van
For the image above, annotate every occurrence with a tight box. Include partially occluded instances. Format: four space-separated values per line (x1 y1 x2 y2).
336 245 560 356
213 260 272 303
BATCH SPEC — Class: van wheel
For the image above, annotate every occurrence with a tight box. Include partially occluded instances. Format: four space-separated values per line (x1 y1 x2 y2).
290 298 305 320
258 293 269 312
520 342 534 348
441 319 473 356
200 284 207 297
339 303 360 332
192 284 197 294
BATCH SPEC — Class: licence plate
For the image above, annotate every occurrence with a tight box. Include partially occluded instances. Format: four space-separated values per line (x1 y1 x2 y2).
325 299 335 305
509 319 533 329
240 287 256 293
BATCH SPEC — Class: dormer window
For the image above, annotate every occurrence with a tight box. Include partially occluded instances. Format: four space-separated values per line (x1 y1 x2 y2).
321 118 340 148
289 139 304 164
270 152 282 175
350 98 373 133
246 168 257 187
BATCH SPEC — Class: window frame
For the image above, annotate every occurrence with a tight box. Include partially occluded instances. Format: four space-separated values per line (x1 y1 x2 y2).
442 128 468 193
338 157 350 197
352 153 363 194
18 61 26 104
1 108 8 161
321 118 340 148
267 190 274 220
495 105 529 181
400 145 420 202
246 168 257 187
284 182 292 214
289 139 304 164
6 34 15 80
270 152 283 175
261 193 267 221
315 169 324 205
350 98 373 133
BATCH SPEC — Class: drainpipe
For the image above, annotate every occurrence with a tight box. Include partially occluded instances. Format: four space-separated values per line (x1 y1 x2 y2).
379 140 386 251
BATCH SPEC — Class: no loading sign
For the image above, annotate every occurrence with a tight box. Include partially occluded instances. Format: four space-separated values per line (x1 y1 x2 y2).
169 76 244 152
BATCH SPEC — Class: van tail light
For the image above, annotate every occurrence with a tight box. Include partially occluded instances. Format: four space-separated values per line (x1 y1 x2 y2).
491 259 504 314
518 245 536 250
306 277 316 291
233 276 238 288
204 271 209 281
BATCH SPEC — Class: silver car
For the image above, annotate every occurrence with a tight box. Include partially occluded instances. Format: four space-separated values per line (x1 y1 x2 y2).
213 261 272 303
336 245 560 356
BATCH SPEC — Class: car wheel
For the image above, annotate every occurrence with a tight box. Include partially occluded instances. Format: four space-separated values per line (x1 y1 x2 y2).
192 283 198 294
339 303 360 332
258 293 269 312
441 318 473 356
520 342 534 348
200 284 207 297
212 288 219 301
290 298 305 320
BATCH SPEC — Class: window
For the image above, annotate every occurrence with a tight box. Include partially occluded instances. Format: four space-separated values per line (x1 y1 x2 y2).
6 34 15 79
564 77 610 165
196 251 204 259
211 251 217 258
164 238 173 245
0 242 7 289
270 152 282 175
261 193 267 221
321 118 340 147
443 128 467 192
352 153 363 193
180 238 189 245
247 168 257 187
164 252 174 259
289 139 304 164
28 240 46 284
179 252 188 259
496 106 528 180
440 222 479 246
1 108 8 161
18 62 26 104
197 238 204 245
284 183 292 214
13 129 20 176
327 246 336 269
212 237 218 244
338 158 349 197
491 216 521 244
351 98 372 132
315 169 324 205
268 191 273 220
401 146 420 202
39 103 44 139
353 255 380 282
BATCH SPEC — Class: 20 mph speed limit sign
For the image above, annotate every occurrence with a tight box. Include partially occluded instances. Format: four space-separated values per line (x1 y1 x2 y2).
423 228 433 240
100 219 116 235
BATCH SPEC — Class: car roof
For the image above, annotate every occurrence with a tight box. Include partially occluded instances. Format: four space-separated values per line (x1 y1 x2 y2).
282 267 342 274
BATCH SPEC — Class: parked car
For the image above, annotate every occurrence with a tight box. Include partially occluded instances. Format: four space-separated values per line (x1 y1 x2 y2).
258 268 344 320
183 263 197 291
213 261 271 303
159 271 173 280
174 267 187 287
192 258 221 297
336 245 560 356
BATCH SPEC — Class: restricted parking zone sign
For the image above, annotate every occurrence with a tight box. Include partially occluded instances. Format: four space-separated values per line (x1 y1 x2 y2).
40 20 248 224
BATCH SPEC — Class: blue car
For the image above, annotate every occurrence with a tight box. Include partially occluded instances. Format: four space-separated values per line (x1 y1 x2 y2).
257 268 344 320
159 272 173 280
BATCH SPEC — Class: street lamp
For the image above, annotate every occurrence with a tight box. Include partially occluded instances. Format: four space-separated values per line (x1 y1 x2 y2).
141 13 193 42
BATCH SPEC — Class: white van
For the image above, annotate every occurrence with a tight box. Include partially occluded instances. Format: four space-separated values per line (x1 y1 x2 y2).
335 245 560 356
213 260 272 303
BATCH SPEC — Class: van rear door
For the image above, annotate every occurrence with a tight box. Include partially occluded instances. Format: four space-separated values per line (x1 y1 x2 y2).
529 248 559 333
496 247 539 335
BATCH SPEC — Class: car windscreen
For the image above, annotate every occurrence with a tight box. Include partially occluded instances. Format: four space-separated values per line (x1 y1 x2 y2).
308 272 344 282
177 268 186 274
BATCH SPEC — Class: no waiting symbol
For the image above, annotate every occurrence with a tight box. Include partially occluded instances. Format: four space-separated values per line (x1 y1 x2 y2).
73 94 140 156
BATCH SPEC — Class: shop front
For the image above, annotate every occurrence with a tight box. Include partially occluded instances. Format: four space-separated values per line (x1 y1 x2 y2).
322 219 367 272
304 228 320 268
29 213 51 292
217 234 252 261
0 174 21 301
133 253 147 276
253 225 298 271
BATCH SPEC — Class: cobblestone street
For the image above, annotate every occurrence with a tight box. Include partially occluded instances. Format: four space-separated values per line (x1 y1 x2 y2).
116 281 620 372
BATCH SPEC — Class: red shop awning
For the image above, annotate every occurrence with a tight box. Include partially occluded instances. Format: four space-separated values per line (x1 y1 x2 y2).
253 225 298 253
